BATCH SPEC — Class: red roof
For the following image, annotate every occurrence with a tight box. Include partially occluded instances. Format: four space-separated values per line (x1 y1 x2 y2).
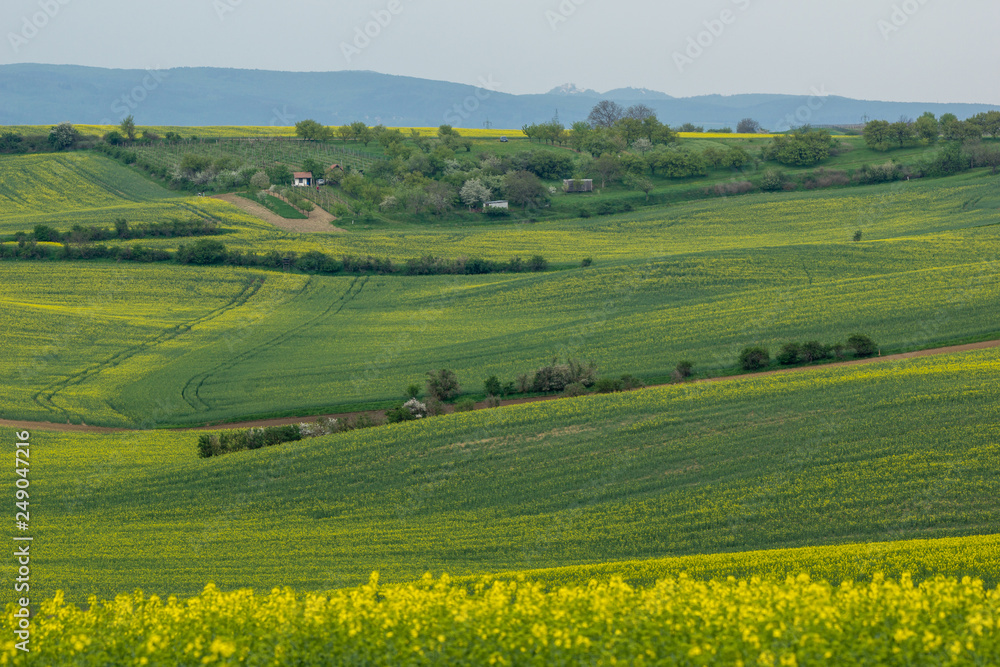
293 172 313 179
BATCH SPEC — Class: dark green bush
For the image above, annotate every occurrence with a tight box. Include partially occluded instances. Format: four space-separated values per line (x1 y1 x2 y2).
800 341 829 363
777 343 801 366
594 378 625 394
740 346 771 371
848 334 877 357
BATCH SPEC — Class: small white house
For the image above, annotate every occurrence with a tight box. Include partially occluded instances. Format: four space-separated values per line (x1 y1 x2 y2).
485 200 509 209
293 172 313 187
563 179 594 193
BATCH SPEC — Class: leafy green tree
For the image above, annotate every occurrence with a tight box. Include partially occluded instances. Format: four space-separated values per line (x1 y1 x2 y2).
119 115 137 141
426 369 461 400
0 131 24 153
265 164 292 187
737 118 762 134
503 170 549 210
177 239 228 265
847 334 877 357
972 110 1000 138
349 121 369 142
800 341 829 363
777 343 801 365
725 146 753 169
624 174 654 201
180 154 213 176
569 121 591 152
301 158 325 180
739 346 770 371
767 127 835 165
939 114 961 141
889 121 916 148
868 126 895 155
593 153 623 188
484 376 502 396
48 123 79 150
583 128 625 157
914 113 939 143
646 148 707 179
250 170 270 189
613 117 644 145
295 120 329 141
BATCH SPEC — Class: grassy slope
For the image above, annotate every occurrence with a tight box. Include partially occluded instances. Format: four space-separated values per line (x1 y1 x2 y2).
6 346 999 604
3 152 1000 426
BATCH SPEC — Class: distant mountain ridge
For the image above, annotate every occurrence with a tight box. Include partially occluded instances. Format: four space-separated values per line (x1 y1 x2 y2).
1 64 997 130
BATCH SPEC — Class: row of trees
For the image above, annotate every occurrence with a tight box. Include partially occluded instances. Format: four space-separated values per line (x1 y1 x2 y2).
1 123 88 154
739 335 877 371
864 111 1000 152
4 235 551 277
14 218 218 244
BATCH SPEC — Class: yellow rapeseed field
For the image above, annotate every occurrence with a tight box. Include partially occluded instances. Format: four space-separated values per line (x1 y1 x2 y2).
3 571 997 665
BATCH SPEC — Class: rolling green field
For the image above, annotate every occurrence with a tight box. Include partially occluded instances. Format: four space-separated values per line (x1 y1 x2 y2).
3 153 1000 426
3 130 1000 664
4 345 999 604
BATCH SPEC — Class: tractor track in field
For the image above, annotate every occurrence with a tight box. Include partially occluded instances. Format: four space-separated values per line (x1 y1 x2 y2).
179 275 368 413
7 338 1000 434
30 276 266 422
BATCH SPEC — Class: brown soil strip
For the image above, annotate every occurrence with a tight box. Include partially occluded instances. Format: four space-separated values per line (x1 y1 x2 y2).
213 193 347 233
6 339 1000 434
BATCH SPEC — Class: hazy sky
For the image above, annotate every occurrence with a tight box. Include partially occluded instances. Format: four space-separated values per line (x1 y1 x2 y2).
3 0 998 104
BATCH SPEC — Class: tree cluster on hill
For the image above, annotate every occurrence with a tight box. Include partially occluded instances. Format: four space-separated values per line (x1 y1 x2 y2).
864 111 1000 151
1 123 96 154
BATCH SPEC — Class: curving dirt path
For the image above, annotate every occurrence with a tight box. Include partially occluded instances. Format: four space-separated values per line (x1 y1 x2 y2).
213 193 347 233
5 339 1000 435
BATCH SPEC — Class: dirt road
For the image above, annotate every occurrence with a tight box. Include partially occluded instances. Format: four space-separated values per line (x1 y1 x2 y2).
213 193 347 233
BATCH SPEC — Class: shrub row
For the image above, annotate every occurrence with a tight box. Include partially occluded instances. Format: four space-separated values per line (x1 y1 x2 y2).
197 415 386 458
196 425 302 458
740 334 878 371
11 218 219 244
1 238 551 276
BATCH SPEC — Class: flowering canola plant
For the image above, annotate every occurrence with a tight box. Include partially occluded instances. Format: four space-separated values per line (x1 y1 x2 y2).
3 572 998 665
